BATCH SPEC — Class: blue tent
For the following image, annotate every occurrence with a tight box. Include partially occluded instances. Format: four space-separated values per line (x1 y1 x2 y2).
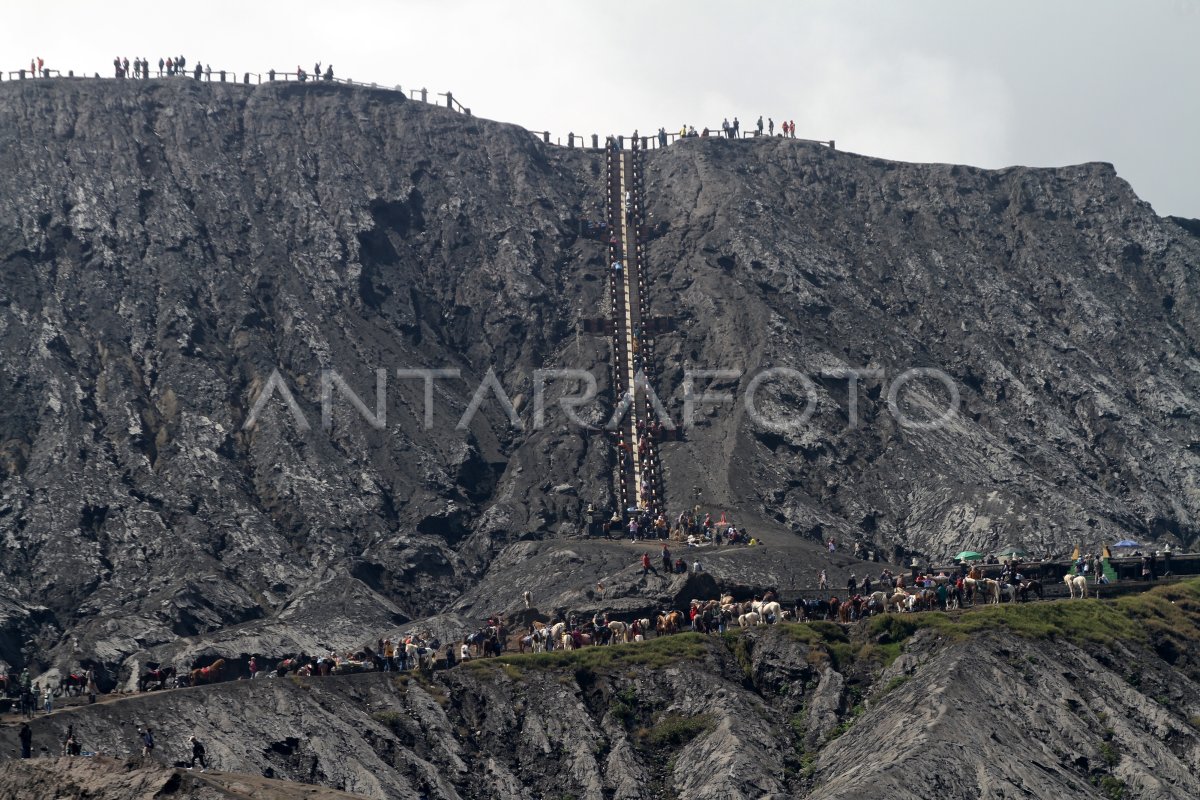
1113 539 1139 548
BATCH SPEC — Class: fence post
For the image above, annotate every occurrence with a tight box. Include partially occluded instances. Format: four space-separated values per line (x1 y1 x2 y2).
830 140 836 150
420 87 427 103
445 91 453 109
543 131 550 143
568 132 575 148
592 134 599 149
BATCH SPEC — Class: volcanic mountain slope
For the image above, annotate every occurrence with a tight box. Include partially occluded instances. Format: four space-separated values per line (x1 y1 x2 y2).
4 582 1200 800
0 79 613 675
1 78 1199 680
642 139 1200 560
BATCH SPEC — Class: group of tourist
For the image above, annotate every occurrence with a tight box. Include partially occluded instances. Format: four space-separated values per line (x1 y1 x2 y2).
672 115 799 141
585 504 760 549
8 56 334 83
0 668 82 719
111 56 189 79
259 634 442 678
16 720 206 770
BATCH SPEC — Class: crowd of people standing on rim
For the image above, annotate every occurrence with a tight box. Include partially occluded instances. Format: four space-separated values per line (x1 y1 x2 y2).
110 56 223 81
11 56 334 82
668 115 799 141
110 56 191 78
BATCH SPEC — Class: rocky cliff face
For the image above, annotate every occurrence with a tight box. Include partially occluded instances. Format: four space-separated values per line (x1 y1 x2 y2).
643 140 1200 559
1 78 1199 683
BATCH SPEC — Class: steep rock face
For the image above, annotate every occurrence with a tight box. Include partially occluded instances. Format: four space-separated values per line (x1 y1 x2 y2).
1 79 1200 679
810 630 1200 799
0 80 609 673
642 139 1200 557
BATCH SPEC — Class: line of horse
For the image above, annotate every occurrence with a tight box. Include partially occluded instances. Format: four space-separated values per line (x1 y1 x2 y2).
515 604 759 654
512 577 1066 652
131 642 445 694
135 659 226 691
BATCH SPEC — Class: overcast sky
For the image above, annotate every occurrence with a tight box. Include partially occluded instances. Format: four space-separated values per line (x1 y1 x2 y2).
6 0 1197 217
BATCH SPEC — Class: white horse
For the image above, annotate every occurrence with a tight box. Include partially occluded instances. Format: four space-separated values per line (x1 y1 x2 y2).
972 579 1001 605
738 612 761 628
759 601 782 623
523 628 550 653
606 621 629 643
1064 574 1088 599
547 622 566 650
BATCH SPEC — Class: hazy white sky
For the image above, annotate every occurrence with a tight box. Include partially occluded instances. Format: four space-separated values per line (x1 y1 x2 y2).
5 0 1198 217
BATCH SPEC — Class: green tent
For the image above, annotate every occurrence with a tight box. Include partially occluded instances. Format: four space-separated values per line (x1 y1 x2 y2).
955 551 983 561
994 546 1029 558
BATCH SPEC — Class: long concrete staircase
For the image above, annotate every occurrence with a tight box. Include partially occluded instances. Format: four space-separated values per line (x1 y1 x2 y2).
604 142 665 517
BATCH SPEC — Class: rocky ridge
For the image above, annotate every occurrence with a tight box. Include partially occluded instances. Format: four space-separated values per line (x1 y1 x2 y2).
3 580 1200 799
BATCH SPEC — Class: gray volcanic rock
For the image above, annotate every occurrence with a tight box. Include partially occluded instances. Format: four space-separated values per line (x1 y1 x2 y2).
643 139 1200 559
0 637 802 800
1 76 1199 690
0 79 608 675
0 755 365 799
808 630 1200 799
4 612 1200 799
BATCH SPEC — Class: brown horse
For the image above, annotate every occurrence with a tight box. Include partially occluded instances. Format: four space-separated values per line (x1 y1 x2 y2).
190 659 225 687
1017 579 1043 602
58 673 88 697
138 666 175 692
274 655 308 677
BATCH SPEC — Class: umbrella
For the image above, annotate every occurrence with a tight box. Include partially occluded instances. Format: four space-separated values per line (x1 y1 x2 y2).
955 551 983 561
994 546 1029 557
1113 539 1139 548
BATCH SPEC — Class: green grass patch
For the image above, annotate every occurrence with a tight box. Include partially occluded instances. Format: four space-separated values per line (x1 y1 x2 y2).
864 595 1146 647
824 703 865 742
464 634 709 676
1099 741 1119 769
721 632 755 680
805 621 850 642
1097 775 1127 800
371 710 404 732
877 675 911 697
1116 581 1200 642
638 712 715 747
609 685 639 727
